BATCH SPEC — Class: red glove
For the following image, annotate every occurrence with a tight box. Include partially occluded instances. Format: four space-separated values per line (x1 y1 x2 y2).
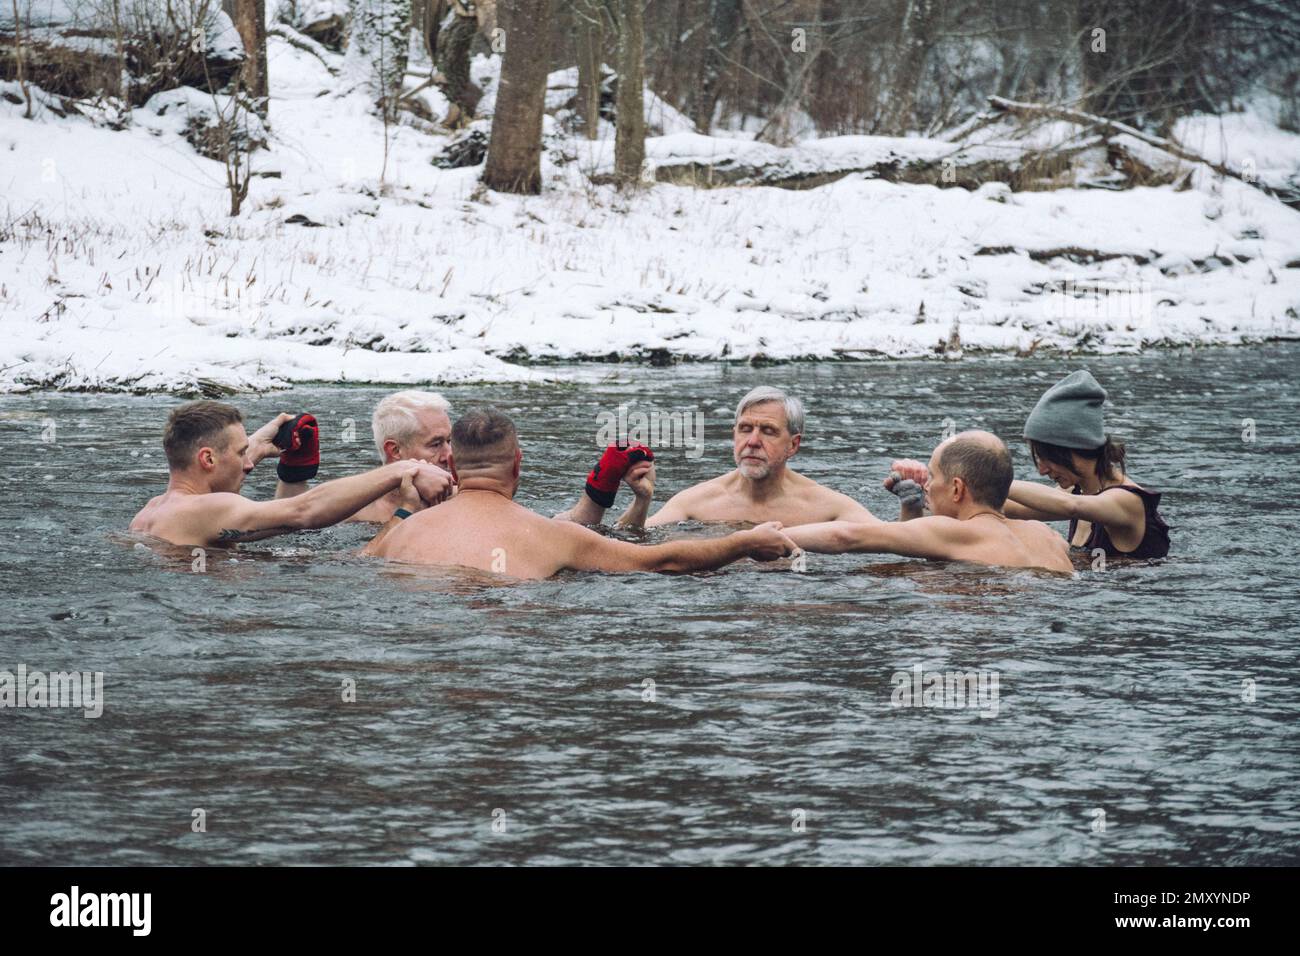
585 443 654 508
272 413 320 482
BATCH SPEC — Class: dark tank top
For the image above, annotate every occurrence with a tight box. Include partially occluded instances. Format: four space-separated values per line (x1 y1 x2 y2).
1068 485 1170 560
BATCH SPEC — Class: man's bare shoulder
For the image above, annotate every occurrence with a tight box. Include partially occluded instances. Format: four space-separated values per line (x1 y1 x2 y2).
785 470 837 497
786 471 872 519
129 491 249 546
673 472 734 500
1014 518 1073 571
819 483 871 513
132 491 241 523
652 472 734 521
1030 518 1071 555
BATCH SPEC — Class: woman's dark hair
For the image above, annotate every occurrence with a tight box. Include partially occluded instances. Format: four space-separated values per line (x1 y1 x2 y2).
1029 436 1126 481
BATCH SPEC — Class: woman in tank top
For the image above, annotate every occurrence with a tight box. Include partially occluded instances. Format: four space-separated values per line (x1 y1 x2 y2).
1002 370 1170 561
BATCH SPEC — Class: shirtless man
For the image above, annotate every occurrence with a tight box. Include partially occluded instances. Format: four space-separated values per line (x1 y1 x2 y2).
784 431 1073 573
346 390 456 523
130 400 454 548
280 389 650 526
574 386 900 529
367 406 797 579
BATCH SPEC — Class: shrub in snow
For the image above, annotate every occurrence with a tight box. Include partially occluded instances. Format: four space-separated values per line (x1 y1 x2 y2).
432 117 489 168
974 181 1013 203
142 85 267 160
0 1 245 105
342 0 410 118
274 0 349 52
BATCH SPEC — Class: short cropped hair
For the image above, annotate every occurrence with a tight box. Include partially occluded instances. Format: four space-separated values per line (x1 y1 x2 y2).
735 386 805 437
938 436 1014 509
450 406 518 468
163 401 243 470
372 390 452 460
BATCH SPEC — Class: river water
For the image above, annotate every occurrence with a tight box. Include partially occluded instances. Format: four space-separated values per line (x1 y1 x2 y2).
1 345 1297 865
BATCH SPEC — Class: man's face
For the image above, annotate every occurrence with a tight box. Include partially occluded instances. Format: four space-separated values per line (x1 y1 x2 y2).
388 408 453 468
208 423 253 493
923 449 959 518
733 401 800 480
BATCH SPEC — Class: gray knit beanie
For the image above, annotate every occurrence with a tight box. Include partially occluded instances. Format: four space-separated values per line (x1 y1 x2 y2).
1023 370 1107 450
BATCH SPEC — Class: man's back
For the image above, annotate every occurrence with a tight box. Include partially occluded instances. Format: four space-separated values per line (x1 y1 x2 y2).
368 490 574 579
951 516 1072 572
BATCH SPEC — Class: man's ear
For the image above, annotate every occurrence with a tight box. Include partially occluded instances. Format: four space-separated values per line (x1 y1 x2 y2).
382 438 402 463
789 433 802 456
448 452 459 483
197 447 216 471
513 447 523 479
951 476 968 504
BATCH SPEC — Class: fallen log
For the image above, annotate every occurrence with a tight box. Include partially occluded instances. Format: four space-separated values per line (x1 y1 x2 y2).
988 96 1237 184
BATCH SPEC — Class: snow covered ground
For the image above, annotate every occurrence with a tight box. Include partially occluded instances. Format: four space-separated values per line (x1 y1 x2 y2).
2 30 1299 394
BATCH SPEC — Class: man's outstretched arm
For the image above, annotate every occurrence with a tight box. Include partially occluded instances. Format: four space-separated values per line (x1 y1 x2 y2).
785 516 969 562
559 521 795 574
194 461 453 546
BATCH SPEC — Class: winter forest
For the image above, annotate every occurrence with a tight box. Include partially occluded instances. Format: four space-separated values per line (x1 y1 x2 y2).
1 1 1299 391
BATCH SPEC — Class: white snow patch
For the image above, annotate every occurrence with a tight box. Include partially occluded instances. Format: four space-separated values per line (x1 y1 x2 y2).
1 49 1299 395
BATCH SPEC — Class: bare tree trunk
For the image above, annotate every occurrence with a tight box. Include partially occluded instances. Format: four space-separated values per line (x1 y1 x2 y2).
233 0 269 116
476 0 498 35
482 0 555 195
1076 0 1107 116
811 0 844 133
574 0 603 139
614 0 645 184
439 2 481 124
414 0 446 61
882 0 935 134
11 0 32 118
689 0 741 133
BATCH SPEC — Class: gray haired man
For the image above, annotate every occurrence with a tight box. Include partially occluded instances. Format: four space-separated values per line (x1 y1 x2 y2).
585 386 887 529
278 390 457 524
348 390 455 523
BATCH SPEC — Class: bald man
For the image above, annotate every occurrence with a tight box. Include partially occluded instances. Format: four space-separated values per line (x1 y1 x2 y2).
367 406 797 579
785 431 1073 573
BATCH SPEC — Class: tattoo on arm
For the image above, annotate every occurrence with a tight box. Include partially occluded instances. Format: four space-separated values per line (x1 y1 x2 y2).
216 525 299 542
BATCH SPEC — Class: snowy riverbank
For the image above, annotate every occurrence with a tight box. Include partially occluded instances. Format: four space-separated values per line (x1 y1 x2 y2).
2 31 1299 395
